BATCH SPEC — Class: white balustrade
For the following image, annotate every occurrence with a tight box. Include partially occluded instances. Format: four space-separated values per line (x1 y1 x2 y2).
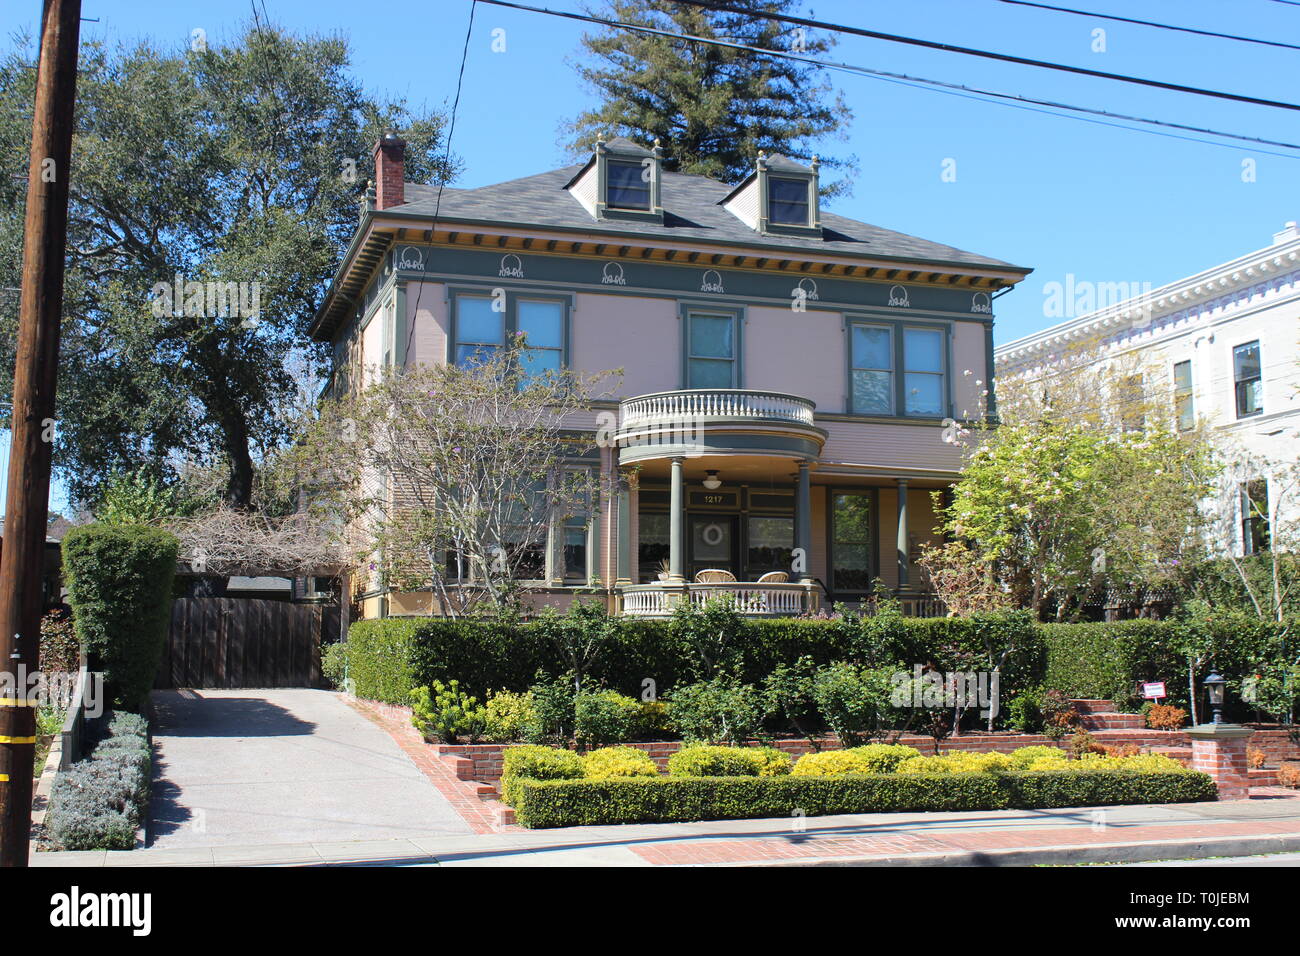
618 389 815 433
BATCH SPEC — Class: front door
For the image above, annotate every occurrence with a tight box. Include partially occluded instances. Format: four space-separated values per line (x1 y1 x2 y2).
689 514 738 580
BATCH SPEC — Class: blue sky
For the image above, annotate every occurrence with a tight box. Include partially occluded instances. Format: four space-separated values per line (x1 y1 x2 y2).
4 0 1298 510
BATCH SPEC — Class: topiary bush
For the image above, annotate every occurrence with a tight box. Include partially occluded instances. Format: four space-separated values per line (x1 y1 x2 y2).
669 744 762 778
512 768 1217 829
46 710 152 850
500 744 584 807
791 749 874 777
850 743 923 773
581 746 659 780
61 524 178 710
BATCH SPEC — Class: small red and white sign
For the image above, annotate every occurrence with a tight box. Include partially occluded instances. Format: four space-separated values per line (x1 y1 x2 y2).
1142 682 1167 701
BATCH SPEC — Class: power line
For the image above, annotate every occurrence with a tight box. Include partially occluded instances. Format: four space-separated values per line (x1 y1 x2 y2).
403 0 477 359
476 0 1300 157
665 0 1300 112
997 0 1300 52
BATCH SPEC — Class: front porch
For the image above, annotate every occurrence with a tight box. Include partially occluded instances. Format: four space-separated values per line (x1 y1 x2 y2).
607 388 953 618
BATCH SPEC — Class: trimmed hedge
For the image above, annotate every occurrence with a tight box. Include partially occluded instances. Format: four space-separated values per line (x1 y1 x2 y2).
47 712 152 850
62 524 178 709
511 769 1218 829
345 612 1045 706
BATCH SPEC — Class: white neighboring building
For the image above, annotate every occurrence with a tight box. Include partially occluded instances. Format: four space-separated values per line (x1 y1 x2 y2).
996 222 1300 557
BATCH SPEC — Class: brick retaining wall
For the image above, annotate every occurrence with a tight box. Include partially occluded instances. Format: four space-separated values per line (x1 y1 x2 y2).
366 698 1299 787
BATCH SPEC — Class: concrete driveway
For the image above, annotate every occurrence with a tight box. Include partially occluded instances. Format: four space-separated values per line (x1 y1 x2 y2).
147 689 472 848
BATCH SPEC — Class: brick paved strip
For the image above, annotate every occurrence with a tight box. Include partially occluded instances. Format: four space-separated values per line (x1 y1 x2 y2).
630 817 1300 866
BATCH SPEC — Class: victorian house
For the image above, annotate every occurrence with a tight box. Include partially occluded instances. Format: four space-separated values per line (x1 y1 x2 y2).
311 133 1031 619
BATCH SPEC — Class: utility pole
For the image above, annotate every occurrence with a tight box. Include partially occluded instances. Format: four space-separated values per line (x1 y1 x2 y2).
0 0 81 868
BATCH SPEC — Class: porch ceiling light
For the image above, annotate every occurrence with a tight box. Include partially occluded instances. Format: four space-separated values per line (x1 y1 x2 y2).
702 470 722 490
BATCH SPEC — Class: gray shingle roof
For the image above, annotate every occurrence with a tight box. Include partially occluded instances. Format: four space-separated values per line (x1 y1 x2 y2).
397 166 1026 273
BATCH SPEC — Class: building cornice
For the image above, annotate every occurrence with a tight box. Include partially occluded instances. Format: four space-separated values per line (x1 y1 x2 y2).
996 232 1300 368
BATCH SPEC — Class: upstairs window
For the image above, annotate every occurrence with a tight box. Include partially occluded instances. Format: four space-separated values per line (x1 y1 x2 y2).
687 311 737 388
850 325 893 414
903 327 945 416
1173 360 1194 431
517 299 564 380
767 177 810 225
607 159 650 210
1234 340 1262 418
454 295 504 367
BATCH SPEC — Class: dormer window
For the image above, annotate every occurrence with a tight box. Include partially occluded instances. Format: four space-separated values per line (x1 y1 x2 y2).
768 177 811 226
607 159 651 210
720 152 822 237
564 136 664 223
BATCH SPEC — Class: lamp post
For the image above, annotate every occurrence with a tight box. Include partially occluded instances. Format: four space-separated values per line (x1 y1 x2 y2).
1203 672 1226 725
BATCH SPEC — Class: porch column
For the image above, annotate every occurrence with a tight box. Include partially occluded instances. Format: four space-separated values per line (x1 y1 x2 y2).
615 471 632 587
669 456 685 582
896 477 910 589
795 460 813 584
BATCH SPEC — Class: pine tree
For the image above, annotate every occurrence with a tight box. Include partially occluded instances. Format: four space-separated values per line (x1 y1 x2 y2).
564 1 855 192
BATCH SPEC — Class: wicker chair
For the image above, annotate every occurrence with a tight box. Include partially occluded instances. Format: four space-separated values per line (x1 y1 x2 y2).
755 570 789 584
694 568 737 583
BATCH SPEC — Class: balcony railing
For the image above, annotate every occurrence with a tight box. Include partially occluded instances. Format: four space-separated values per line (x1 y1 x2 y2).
618 389 816 432
619 581 820 618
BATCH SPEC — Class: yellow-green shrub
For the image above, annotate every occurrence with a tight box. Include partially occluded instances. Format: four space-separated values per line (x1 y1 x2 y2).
897 752 1012 774
849 743 922 773
669 744 762 777
582 746 659 780
501 745 584 806
1008 745 1067 769
791 750 873 777
753 747 794 776
485 689 536 742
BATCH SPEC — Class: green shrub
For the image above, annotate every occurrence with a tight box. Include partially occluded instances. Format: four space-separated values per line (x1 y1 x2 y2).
321 641 348 690
485 689 536 743
47 710 152 850
512 769 1217 828
410 680 489 744
635 700 672 740
668 744 762 777
61 524 178 710
666 677 765 745
500 744 584 806
811 662 900 747
574 690 641 749
582 746 659 780
524 674 576 745
341 618 424 706
1007 687 1043 733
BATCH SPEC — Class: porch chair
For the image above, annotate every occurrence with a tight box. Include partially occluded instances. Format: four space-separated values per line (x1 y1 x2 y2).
694 568 736 584
755 570 789 584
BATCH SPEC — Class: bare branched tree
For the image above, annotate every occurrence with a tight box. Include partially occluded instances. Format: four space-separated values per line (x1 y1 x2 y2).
294 345 618 616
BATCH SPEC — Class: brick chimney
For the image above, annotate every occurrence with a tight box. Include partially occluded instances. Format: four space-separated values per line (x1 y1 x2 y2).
373 131 406 210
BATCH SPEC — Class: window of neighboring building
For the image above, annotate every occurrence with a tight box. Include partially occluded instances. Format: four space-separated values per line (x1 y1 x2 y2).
830 491 874 593
1119 373 1145 432
1234 340 1263 418
453 295 504 367
517 299 564 380
850 325 893 415
1241 479 1270 555
687 311 737 388
767 177 810 226
1173 360 1194 431
606 159 651 210
903 327 945 416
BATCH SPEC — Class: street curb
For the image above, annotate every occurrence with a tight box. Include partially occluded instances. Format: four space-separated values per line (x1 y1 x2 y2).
747 833 1300 867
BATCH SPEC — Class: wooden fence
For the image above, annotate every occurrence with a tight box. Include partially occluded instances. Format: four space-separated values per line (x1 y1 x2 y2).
155 598 338 689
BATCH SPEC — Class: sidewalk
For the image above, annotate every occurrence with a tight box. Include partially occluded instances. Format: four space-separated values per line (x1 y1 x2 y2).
32 790 1300 867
